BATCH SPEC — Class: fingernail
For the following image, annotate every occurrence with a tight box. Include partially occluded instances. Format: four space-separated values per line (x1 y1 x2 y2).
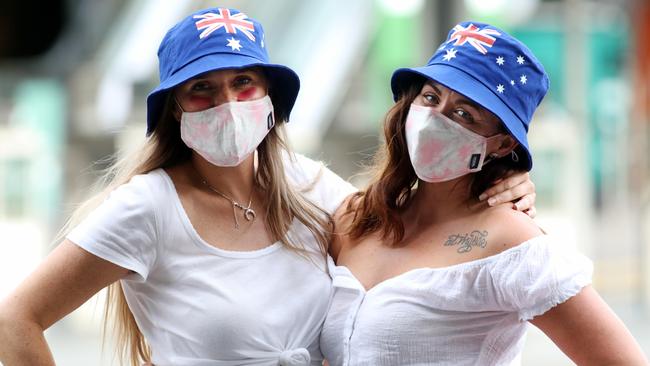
479 193 487 201
487 198 496 206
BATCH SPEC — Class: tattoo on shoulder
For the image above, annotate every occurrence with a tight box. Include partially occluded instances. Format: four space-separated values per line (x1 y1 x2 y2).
444 230 488 253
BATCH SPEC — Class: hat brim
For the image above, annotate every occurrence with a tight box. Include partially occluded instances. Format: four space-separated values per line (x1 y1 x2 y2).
146 52 300 135
391 64 532 170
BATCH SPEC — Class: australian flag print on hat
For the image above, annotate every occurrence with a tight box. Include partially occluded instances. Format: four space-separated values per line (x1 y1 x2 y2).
146 7 300 135
391 21 550 171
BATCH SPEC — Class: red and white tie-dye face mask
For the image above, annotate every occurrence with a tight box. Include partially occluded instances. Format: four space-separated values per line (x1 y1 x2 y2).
405 103 502 183
180 96 275 167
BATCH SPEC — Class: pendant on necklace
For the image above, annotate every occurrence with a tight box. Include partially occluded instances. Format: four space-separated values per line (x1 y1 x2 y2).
243 208 256 221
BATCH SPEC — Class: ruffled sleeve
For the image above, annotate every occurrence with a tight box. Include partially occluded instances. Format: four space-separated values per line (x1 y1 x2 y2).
489 235 593 321
66 173 160 282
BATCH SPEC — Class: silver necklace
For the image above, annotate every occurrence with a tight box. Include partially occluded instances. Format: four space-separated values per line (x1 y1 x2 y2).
195 171 256 229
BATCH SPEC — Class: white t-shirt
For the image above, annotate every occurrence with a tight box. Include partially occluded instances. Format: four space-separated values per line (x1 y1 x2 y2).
320 235 593 366
67 153 356 366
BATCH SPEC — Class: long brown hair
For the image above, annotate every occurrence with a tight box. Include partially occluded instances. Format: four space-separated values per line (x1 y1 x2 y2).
59 86 332 365
346 78 521 246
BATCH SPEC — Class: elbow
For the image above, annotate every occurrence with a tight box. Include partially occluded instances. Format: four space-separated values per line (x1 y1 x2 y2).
0 302 22 353
0 303 40 365
0 300 54 365
0 301 40 353
0 304 13 342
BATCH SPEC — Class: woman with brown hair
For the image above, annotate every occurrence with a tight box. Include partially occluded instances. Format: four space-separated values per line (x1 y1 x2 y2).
321 21 648 365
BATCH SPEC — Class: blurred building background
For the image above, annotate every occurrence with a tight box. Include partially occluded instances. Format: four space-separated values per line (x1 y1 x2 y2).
0 0 649 364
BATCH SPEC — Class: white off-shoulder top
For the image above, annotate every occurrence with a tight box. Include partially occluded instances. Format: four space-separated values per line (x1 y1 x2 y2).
320 235 593 366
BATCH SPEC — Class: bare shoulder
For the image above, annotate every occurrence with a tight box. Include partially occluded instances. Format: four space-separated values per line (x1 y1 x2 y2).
329 193 359 261
481 203 544 254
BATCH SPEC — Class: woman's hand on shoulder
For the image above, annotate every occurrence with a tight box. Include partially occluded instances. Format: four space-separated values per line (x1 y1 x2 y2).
479 170 536 218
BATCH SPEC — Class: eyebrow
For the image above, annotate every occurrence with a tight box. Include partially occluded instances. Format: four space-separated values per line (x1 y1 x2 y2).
234 69 254 75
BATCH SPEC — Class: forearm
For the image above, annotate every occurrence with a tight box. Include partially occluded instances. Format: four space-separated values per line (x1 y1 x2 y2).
0 315 56 366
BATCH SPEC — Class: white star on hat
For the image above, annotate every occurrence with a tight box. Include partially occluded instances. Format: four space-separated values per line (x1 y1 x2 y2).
520 74 527 84
510 80 515 86
227 37 242 51
516 55 525 64
496 56 505 66
497 84 505 93
442 48 457 61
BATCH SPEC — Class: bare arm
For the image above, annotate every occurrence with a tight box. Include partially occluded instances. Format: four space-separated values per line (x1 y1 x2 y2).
0 239 130 365
530 285 648 366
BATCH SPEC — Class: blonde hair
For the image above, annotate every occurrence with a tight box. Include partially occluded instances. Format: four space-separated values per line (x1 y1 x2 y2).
59 92 333 365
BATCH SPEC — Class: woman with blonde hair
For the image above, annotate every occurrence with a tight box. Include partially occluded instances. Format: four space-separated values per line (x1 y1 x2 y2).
0 9 536 366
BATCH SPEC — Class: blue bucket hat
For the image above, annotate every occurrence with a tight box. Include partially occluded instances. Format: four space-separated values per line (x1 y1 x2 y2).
391 21 549 171
146 7 300 135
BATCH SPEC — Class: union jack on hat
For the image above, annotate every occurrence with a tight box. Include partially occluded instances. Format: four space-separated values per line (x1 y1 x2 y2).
146 7 300 135
391 21 550 171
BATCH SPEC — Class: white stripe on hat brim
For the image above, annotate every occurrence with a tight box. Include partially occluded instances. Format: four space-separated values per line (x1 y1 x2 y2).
391 63 532 171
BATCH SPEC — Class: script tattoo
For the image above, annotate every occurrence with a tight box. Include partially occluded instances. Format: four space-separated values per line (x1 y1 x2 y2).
444 230 488 253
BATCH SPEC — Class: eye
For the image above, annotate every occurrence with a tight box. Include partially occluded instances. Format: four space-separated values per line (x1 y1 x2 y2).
422 92 439 105
189 81 212 93
233 75 253 88
454 109 476 124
